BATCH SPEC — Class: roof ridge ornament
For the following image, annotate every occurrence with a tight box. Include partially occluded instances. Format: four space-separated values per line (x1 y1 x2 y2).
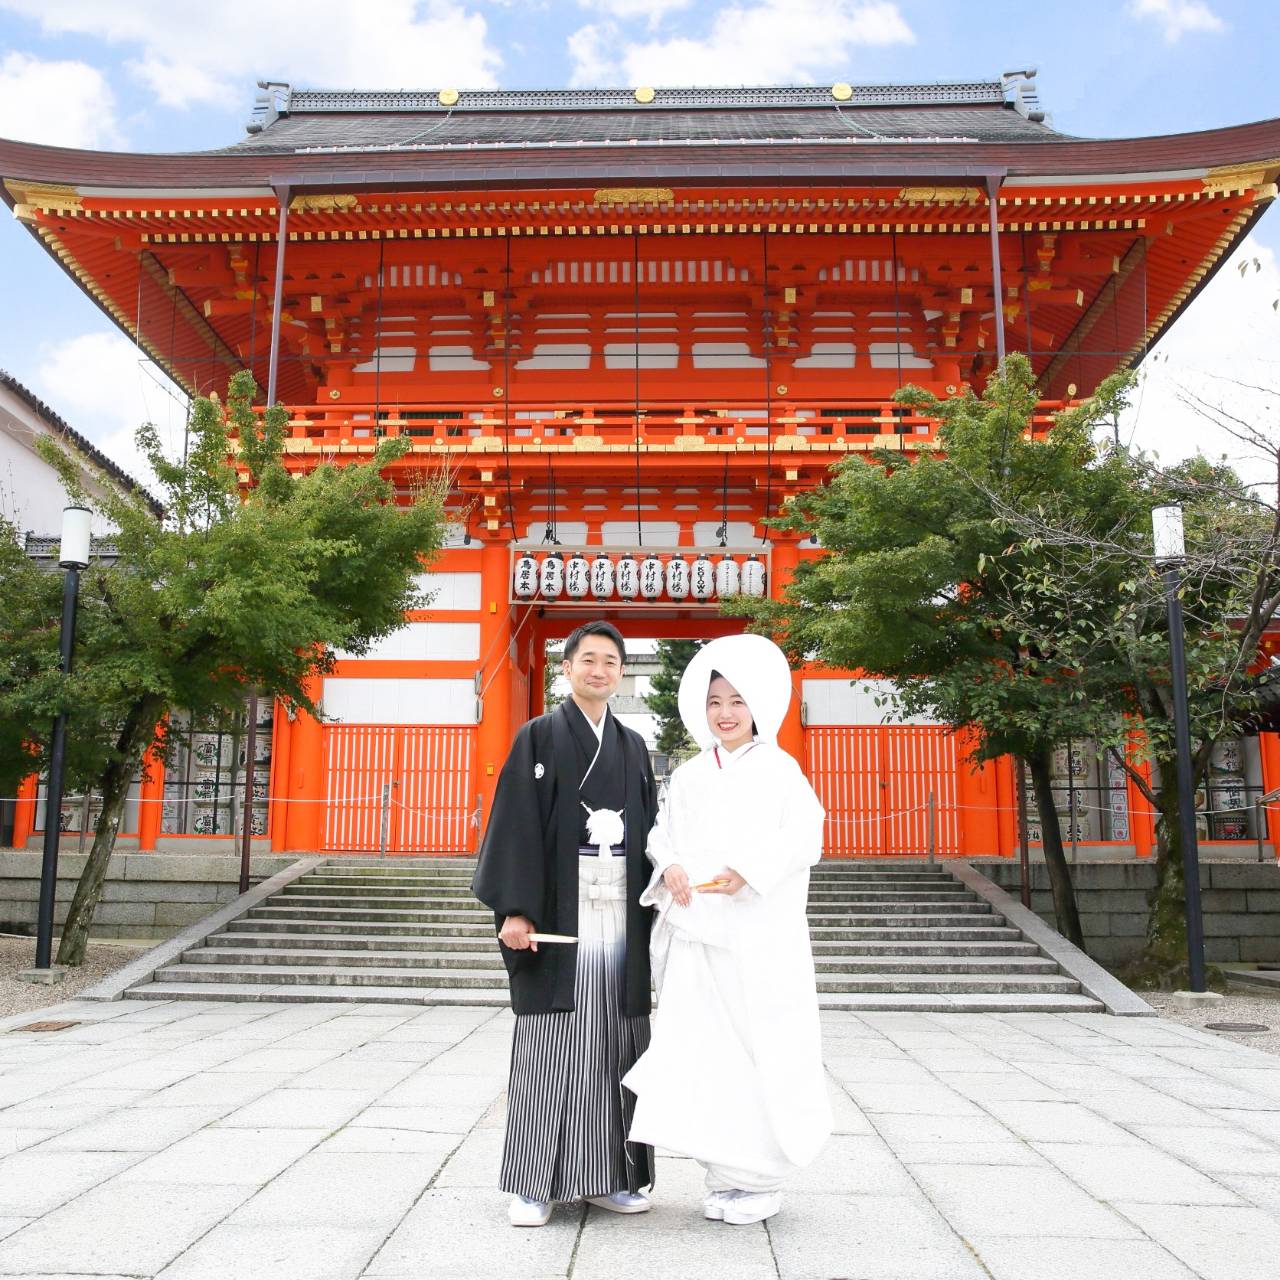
1001 68 1046 124
246 80 292 134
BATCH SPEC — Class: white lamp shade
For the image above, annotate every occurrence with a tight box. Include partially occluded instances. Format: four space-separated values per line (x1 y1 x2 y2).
513 553 538 599
639 554 664 599
1152 505 1185 561
616 554 640 599
59 506 92 569
715 555 740 598
590 553 615 600
665 555 690 600
539 553 565 598
565 553 590 599
690 554 715 600
741 554 767 598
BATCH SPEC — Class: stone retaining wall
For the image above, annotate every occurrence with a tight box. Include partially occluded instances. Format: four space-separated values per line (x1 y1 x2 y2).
0 851 301 940
982 858 1280 967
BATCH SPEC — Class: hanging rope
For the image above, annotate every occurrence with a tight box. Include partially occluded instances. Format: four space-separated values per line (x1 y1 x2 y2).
544 451 559 544
718 451 730 546
761 229 773 544
500 233 517 540
632 230 643 547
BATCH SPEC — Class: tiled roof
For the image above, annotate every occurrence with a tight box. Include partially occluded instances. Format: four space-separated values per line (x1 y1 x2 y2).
0 370 163 516
225 81 1063 155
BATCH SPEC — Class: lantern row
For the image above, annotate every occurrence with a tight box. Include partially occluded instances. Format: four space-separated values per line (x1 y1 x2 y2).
513 551 767 602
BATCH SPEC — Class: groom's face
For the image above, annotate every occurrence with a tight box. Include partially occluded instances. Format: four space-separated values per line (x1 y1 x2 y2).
563 635 624 707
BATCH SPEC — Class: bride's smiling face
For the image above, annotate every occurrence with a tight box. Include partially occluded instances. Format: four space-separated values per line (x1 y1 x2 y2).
706 675 754 752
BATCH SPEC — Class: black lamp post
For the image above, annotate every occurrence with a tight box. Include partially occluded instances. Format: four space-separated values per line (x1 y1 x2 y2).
33 505 91 973
1152 504 1208 994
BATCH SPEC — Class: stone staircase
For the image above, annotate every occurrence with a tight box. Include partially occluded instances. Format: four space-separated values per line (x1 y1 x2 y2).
125 859 1102 1011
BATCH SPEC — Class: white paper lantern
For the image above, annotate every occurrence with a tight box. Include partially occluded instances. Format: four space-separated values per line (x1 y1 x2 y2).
565 552 590 599
539 551 565 599
639 553 664 600
690 553 715 601
616 553 640 600
590 552 615 600
513 552 538 600
715 555 740 598
741 553 767 598
665 555 690 600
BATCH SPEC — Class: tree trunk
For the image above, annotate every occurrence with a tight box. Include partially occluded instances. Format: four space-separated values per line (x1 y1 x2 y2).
56 696 163 967
1026 747 1086 949
1140 758 1193 985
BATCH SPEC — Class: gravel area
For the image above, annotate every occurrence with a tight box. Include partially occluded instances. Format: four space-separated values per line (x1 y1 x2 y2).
0 934 148 1018
1145 987 1280 1056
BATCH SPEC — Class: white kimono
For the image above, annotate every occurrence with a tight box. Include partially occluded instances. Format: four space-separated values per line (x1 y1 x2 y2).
623 736 832 1192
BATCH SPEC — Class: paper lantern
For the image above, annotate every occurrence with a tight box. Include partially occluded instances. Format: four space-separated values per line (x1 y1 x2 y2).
513 552 538 600
665 555 690 600
690 553 715 601
565 552 590 599
590 552 615 600
715 555 740 598
539 551 565 599
741 553 766 598
616 553 640 600
639 553 664 600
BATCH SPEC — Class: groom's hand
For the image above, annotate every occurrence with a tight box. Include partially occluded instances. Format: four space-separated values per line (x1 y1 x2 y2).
500 914 538 952
663 864 692 908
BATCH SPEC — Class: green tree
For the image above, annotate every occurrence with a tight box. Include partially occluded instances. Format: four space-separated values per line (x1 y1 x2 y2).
27 371 445 964
647 640 703 758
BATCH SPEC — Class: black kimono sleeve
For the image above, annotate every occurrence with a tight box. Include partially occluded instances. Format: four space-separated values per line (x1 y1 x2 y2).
471 721 549 926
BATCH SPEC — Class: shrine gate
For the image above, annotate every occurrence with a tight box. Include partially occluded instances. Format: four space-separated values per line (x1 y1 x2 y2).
4 78 1280 858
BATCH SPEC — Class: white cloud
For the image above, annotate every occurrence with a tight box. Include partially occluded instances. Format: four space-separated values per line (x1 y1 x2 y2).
569 0 913 87
0 0 502 110
1128 0 1225 43
32 331 188 495
577 0 695 25
0 51 121 147
1119 235 1280 496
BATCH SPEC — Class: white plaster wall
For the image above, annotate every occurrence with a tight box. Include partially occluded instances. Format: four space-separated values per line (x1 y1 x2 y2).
333 621 480 662
322 677 477 725
802 677 940 726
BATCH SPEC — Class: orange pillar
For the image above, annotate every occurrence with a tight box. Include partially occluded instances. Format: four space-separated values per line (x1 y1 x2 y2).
994 755 1018 858
770 541 806 769
477 541 515 834
136 734 164 852
530 636 546 719
269 699 293 853
285 676 324 851
1259 731 1280 855
11 775 36 849
955 728 1000 857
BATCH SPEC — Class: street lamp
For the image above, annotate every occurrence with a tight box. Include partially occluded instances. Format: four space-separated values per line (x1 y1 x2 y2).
33 505 91 974
1151 505 1208 994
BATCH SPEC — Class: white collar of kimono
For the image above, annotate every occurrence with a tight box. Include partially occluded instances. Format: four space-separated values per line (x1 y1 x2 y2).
677 633 794 751
572 699 608 743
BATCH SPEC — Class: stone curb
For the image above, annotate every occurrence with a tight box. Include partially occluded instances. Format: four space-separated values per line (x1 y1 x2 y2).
74 856 325 1002
947 861 1156 1017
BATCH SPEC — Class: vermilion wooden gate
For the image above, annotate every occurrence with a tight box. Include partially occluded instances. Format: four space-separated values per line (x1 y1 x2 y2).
322 725 476 854
806 726 961 858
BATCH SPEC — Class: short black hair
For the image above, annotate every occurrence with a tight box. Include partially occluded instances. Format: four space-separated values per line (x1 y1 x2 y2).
563 620 627 664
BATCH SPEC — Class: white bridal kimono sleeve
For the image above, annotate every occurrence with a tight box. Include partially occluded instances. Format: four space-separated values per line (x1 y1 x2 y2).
625 742 832 1176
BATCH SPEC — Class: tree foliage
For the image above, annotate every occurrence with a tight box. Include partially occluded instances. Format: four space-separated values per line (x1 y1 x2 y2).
729 353 1279 974
646 640 703 758
10 372 446 964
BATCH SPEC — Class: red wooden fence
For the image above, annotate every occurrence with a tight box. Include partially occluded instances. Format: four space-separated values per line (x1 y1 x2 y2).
806 725 961 858
322 725 476 854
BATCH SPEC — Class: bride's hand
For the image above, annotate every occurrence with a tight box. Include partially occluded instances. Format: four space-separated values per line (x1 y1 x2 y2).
697 868 747 896
663 864 692 908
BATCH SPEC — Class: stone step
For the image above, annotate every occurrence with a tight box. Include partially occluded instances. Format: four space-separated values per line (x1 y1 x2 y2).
817 992 1104 1013
187 946 506 971
809 939 1040 957
125 981 510 1006
286 883 479 898
151 961 1080 997
805 901 994 916
808 925 1021 942
212 930 498 952
247 905 491 924
813 956 1059 976
231 918 497 938
806 913 999 929
808 888 970 900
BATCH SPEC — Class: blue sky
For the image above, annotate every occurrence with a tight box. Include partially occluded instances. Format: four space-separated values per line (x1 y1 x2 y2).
1 0 1278 494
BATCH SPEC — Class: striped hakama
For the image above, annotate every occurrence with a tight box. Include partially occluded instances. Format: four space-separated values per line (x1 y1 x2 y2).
500 852 654 1202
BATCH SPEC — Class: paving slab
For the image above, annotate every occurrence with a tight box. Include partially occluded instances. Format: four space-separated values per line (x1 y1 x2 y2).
0 999 1279 1278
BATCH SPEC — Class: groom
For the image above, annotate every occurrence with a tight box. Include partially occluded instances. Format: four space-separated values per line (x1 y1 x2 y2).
472 620 659 1227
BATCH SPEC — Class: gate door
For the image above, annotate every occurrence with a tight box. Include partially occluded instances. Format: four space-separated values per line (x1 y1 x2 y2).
322 725 476 854
806 726 960 858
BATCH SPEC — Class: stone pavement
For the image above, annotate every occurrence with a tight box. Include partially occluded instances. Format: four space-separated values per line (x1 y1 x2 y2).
1 1000 1279 1279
